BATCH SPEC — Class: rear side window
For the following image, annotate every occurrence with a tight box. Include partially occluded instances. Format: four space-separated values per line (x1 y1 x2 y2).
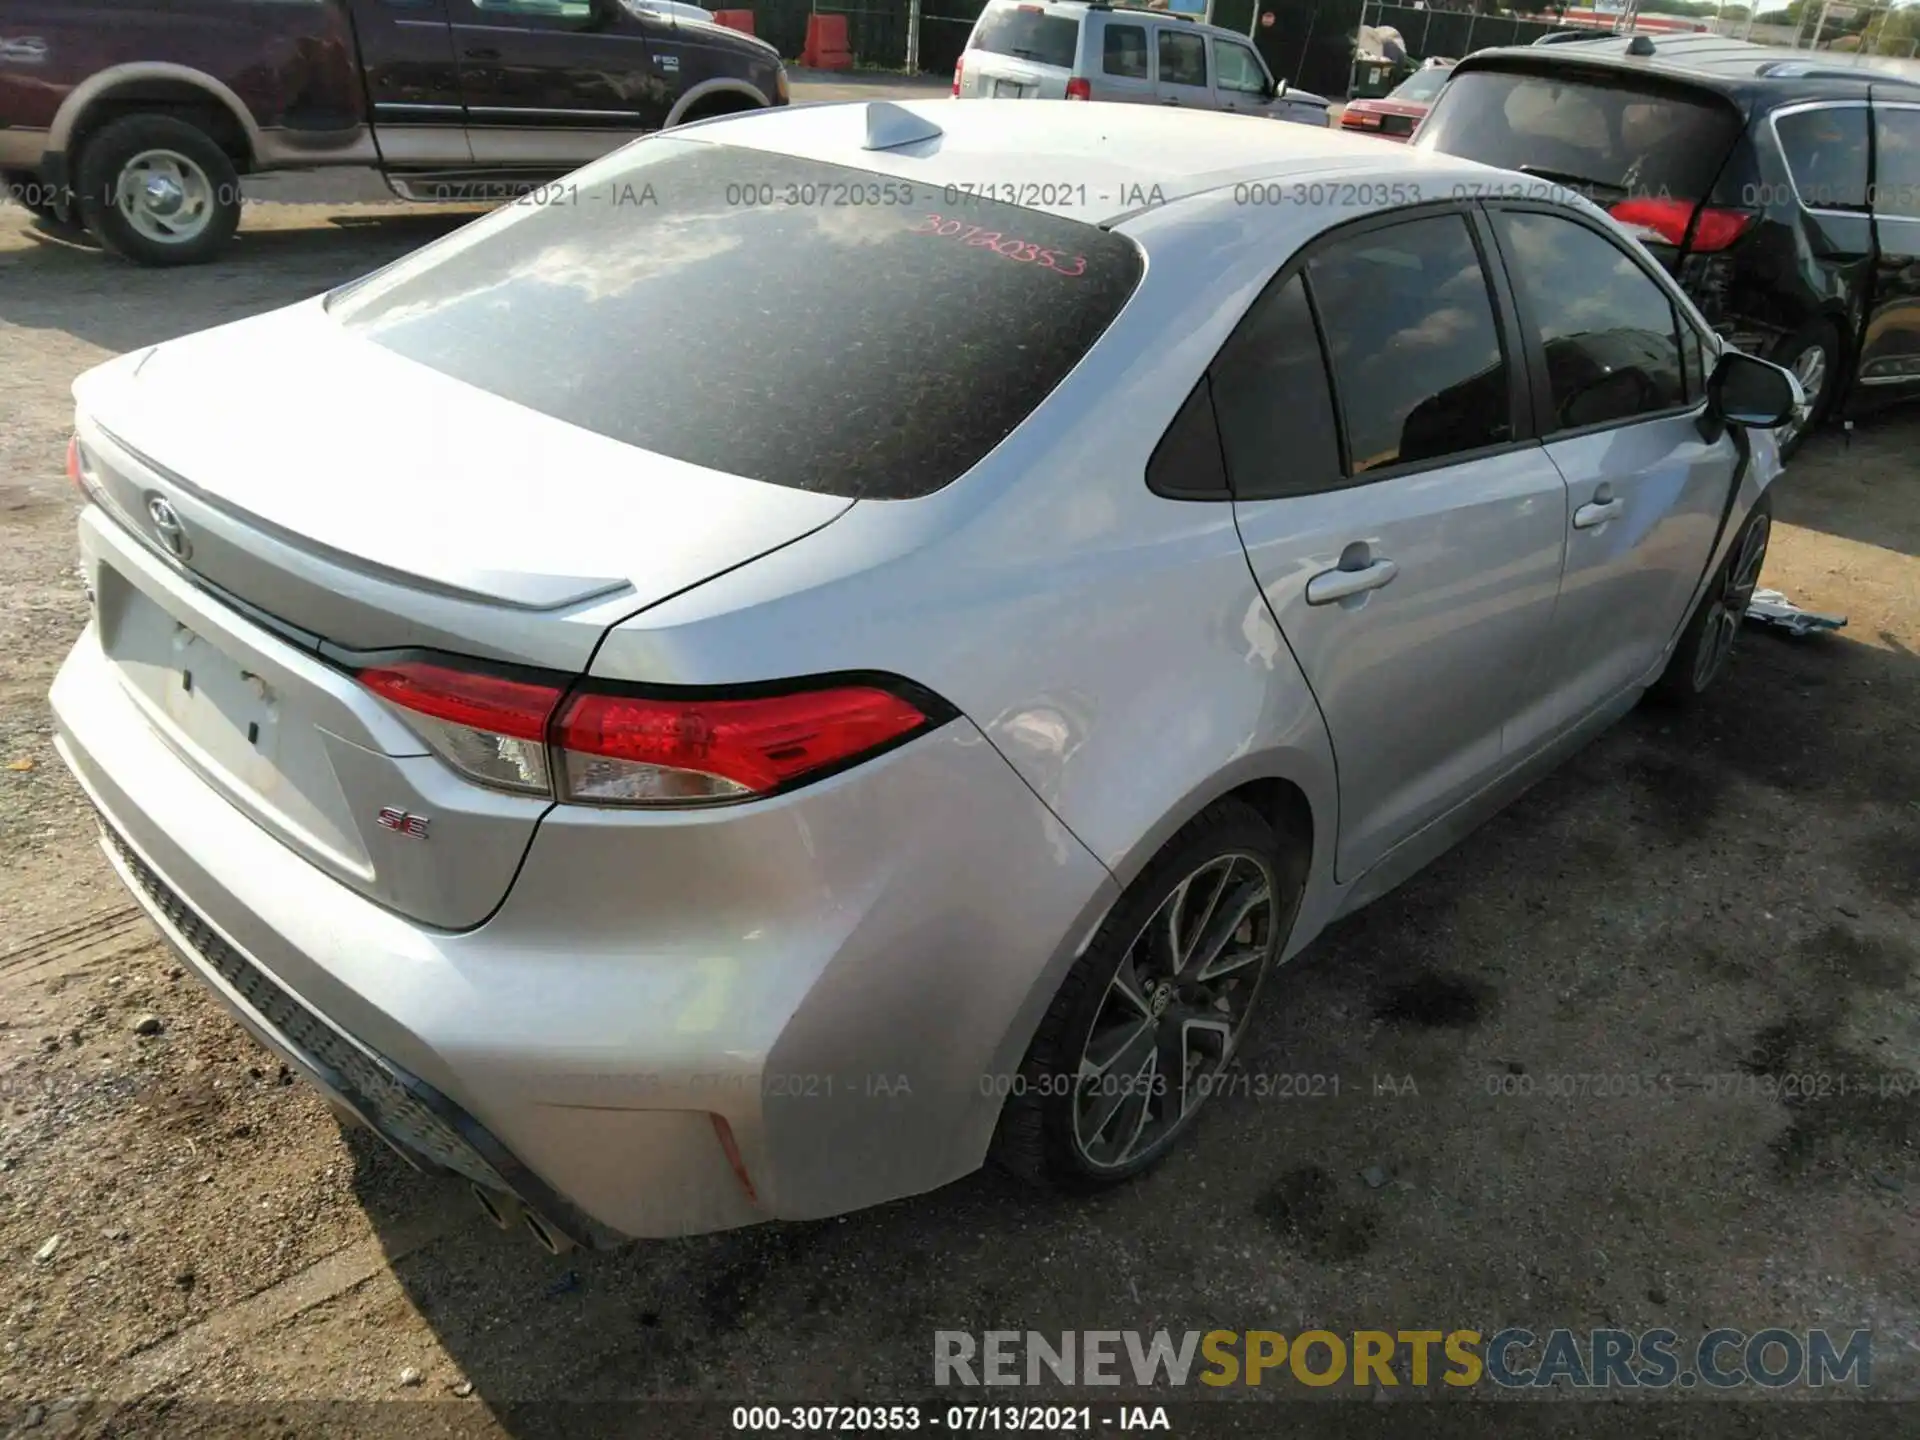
1873 107 1920 219
327 140 1143 499
971 4 1081 68
1494 210 1685 431
1774 106 1871 211
1417 68 1741 204
1306 215 1511 472
1158 29 1207 88
1209 274 1343 500
1103 23 1150 79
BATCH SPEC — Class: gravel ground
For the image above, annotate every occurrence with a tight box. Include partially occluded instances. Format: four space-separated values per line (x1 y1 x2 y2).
0 182 1916 1433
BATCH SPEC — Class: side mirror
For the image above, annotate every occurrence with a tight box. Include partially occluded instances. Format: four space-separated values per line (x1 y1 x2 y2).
589 0 625 27
1272 77 1289 100
1708 350 1803 429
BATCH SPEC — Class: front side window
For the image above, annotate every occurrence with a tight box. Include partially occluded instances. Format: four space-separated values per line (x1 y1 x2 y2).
1305 214 1511 472
1873 106 1920 220
1209 274 1343 500
1494 210 1686 431
1213 40 1267 95
1157 29 1207 88
1103 23 1150 79
327 139 1144 499
1774 106 1871 212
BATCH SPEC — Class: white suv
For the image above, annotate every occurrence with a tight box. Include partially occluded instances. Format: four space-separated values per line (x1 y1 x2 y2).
954 0 1332 126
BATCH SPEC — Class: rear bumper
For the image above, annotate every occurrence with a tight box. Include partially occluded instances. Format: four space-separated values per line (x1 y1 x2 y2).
0 128 51 171
51 618 1116 1241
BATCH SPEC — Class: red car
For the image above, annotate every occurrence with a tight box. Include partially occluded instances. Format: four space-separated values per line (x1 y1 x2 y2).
1338 60 1455 143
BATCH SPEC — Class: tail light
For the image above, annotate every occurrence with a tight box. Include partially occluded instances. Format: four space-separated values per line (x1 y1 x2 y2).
1343 109 1381 127
953 57 964 96
1608 197 1756 253
1065 77 1092 101
357 659 945 808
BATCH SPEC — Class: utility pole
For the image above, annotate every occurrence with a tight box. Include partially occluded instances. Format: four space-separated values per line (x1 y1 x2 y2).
907 0 921 72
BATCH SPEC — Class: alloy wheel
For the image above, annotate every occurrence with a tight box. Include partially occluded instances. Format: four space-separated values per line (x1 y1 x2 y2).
1775 344 1827 452
1692 510 1771 692
1070 851 1279 1171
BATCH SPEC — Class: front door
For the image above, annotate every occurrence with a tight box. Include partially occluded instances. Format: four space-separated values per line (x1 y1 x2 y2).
1860 94 1920 395
1152 26 1210 110
1222 210 1568 881
1486 205 1739 747
347 0 473 165
451 0 661 170
1209 35 1271 116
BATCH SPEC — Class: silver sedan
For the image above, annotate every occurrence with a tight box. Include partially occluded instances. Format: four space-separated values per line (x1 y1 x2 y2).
50 100 1797 1250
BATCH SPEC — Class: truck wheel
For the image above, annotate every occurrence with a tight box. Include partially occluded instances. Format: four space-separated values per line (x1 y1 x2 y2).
73 114 243 267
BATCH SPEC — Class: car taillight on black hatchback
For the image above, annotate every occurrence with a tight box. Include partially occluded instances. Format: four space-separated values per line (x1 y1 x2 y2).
357 659 946 807
1608 198 1756 254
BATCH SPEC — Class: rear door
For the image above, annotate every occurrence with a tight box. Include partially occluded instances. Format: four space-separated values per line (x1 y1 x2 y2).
1860 95 1920 394
958 2 1080 99
1153 24 1210 109
1486 204 1739 745
1224 208 1569 881
346 0 474 165
450 0 659 167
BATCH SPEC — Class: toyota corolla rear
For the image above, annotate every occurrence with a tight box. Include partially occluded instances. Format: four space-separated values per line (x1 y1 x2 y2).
49 131 1141 1245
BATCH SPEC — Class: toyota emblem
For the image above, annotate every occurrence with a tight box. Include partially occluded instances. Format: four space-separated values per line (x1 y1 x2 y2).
146 496 191 562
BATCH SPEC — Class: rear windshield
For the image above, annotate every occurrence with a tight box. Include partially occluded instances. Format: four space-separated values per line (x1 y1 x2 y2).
326 139 1142 500
971 4 1081 68
1415 67 1742 203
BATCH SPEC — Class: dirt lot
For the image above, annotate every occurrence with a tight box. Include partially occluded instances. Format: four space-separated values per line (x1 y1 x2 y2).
0 195 1917 1433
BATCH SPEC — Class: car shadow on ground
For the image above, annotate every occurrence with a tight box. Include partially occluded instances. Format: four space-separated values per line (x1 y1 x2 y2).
339 608 1919 1423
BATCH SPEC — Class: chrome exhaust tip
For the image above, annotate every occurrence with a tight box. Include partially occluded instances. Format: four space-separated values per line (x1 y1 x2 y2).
471 1183 523 1231
523 1210 577 1256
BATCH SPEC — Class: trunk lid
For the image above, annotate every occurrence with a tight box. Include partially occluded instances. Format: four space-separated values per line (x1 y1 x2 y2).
70 304 852 929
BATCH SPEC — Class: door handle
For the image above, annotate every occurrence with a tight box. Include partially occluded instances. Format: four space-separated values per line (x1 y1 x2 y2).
1305 557 1398 605
1572 497 1624 530
465 46 501 60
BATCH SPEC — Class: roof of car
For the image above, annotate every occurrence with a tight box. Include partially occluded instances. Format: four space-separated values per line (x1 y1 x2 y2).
978 0 1260 41
689 98 1509 227
1457 32 1920 101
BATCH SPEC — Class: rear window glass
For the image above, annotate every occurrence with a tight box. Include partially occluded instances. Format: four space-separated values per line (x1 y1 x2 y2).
1103 23 1149 78
326 140 1142 500
1416 67 1741 203
1389 67 1450 103
1774 106 1870 211
972 5 1081 68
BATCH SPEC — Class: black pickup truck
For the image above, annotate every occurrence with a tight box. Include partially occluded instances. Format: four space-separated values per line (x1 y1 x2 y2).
0 0 788 264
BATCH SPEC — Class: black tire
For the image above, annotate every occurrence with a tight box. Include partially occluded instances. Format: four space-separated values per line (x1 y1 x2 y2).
1652 492 1772 706
73 114 243 267
3 169 63 222
992 798 1307 1191
1768 320 1841 459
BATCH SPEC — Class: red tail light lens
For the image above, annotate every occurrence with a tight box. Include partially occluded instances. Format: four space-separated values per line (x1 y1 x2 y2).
1608 198 1756 253
556 685 931 805
1065 77 1092 101
953 58 964 97
358 661 562 795
358 659 943 808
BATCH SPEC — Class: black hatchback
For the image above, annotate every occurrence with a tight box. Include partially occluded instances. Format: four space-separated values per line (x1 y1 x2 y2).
1413 33 1920 455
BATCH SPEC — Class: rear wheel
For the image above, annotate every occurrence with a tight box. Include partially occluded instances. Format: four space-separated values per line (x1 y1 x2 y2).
73 114 243 267
992 799 1305 1190
1768 321 1840 459
1652 493 1772 705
